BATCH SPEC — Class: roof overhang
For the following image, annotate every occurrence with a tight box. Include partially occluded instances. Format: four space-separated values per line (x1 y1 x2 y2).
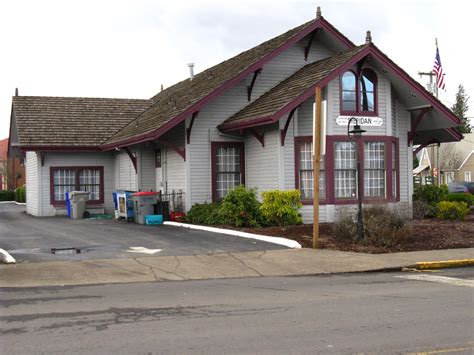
19 146 101 152
219 44 461 144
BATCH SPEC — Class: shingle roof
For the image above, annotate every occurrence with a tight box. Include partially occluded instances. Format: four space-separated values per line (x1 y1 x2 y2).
218 45 367 130
105 19 324 146
13 96 151 148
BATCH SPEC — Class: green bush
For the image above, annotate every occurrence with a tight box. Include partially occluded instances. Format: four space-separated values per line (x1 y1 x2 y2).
0 190 15 201
436 201 469 220
413 184 448 217
219 185 262 227
185 202 223 225
14 186 26 203
260 189 303 226
444 193 474 206
334 205 410 247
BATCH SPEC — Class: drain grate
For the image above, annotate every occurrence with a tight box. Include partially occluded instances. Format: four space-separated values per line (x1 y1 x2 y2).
51 247 82 255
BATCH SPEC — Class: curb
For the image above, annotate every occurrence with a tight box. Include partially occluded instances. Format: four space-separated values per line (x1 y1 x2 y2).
0 201 26 205
0 249 16 264
414 259 474 270
163 221 302 249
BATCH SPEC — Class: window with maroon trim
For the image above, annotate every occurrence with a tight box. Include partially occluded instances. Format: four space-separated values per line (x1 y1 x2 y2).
211 142 245 201
341 68 377 115
50 167 104 205
364 141 386 198
295 138 325 202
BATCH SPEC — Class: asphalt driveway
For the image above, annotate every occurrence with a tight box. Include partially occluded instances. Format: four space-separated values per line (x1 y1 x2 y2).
0 203 285 263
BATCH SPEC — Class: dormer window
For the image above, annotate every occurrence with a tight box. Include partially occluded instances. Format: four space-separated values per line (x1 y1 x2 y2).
340 68 377 115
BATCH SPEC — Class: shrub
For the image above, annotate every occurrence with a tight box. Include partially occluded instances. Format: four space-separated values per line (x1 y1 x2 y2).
413 184 448 217
260 189 303 226
219 185 262 227
444 193 474 206
0 190 15 201
185 202 223 225
334 205 410 247
436 201 469 220
412 200 431 219
14 186 26 203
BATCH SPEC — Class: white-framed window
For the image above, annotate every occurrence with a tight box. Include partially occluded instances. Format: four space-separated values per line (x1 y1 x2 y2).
51 166 104 205
334 141 357 198
364 141 386 198
212 142 244 201
296 139 325 201
465 171 472 182
446 172 455 184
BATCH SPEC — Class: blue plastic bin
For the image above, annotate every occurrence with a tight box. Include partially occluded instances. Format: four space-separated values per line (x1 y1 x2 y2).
65 191 71 218
145 215 163 225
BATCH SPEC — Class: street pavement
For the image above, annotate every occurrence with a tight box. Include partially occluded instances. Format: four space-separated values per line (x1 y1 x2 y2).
0 203 284 263
1 268 472 354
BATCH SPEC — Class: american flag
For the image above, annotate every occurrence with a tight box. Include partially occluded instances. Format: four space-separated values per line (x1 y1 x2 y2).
433 46 445 90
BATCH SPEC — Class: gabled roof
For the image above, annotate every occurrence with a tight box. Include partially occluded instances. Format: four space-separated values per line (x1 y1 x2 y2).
459 150 474 170
103 16 354 149
219 45 367 131
12 96 151 149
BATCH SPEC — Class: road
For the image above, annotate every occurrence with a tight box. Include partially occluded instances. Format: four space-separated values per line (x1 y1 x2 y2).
1 268 473 354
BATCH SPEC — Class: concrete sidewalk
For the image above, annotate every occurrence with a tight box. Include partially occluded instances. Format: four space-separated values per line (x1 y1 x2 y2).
1 248 473 288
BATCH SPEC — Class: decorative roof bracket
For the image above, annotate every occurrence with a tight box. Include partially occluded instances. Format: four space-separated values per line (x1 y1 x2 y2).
157 139 186 161
247 69 262 101
304 29 318 61
249 128 265 147
123 147 137 173
408 107 431 146
280 107 297 146
186 111 199 144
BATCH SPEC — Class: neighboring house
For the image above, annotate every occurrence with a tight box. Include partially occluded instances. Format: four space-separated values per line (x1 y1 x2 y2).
8 8 462 222
0 138 7 190
415 133 474 184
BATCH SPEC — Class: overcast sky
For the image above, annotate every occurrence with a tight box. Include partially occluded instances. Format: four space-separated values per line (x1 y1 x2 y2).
0 0 472 139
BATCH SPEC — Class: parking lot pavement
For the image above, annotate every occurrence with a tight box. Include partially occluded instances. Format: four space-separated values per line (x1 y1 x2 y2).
0 204 285 263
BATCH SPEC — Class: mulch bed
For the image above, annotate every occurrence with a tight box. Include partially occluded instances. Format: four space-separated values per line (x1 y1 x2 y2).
236 213 474 253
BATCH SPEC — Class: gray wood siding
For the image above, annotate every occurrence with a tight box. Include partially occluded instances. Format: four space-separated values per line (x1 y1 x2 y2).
245 124 280 196
115 150 137 191
395 99 411 203
282 114 296 190
186 39 334 208
25 151 39 216
39 152 115 216
161 123 186 196
138 146 156 192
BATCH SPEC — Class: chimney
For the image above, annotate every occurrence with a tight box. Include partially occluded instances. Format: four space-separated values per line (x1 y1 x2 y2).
365 30 372 44
316 6 322 19
188 63 194 80
15 88 18 96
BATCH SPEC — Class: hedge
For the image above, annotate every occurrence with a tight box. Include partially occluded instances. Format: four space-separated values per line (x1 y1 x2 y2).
0 190 15 201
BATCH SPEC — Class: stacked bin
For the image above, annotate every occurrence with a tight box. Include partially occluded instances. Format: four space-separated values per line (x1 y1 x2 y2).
131 192 159 225
116 190 135 220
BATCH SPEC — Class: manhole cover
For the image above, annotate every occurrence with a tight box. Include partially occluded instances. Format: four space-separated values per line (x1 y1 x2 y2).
51 247 82 255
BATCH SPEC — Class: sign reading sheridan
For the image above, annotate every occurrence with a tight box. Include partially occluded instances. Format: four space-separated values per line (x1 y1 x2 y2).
336 116 383 126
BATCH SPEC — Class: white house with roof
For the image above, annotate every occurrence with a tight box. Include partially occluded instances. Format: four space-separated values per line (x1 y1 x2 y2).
8 7 462 223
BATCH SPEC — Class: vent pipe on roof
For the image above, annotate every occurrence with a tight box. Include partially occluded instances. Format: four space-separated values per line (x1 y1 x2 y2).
161 84 164 92
365 30 372 44
188 63 194 80
15 88 18 96
316 6 322 19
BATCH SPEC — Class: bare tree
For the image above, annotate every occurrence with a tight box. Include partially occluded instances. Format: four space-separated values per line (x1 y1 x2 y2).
439 144 463 170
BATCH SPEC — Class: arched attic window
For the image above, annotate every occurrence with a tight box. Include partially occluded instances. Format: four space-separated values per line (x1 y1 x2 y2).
340 68 377 115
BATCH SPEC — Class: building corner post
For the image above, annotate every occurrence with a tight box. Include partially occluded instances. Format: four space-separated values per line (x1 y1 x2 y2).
313 86 322 249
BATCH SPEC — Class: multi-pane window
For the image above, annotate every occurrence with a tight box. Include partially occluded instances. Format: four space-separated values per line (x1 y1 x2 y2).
213 144 243 200
51 167 103 205
392 142 397 198
364 142 385 198
341 68 377 114
334 142 357 198
297 140 325 200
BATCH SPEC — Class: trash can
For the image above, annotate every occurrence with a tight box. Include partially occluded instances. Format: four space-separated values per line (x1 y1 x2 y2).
131 192 159 224
65 191 71 218
69 191 90 219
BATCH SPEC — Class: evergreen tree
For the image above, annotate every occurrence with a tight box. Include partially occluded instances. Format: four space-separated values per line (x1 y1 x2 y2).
451 85 471 133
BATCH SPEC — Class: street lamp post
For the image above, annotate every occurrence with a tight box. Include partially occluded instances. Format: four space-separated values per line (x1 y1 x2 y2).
347 117 366 241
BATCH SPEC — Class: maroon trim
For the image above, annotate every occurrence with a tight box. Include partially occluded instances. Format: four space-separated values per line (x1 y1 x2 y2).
157 139 186 161
249 129 264 147
123 147 137 173
280 108 297 146
408 107 430 145
294 136 328 205
294 135 399 205
414 139 437 155
211 142 245 202
339 68 378 117
101 19 354 150
186 111 199 144
49 166 105 206
247 69 262 101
